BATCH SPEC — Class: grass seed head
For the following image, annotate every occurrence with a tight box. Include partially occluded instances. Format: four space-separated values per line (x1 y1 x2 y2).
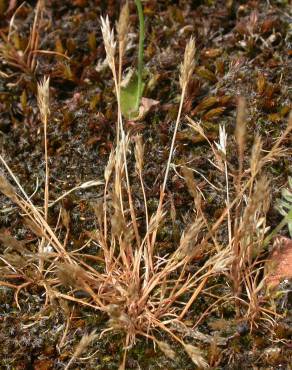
37 76 50 122
288 110 292 128
250 134 263 177
182 166 197 199
184 343 209 368
57 263 91 290
147 208 165 235
156 341 176 360
243 176 270 227
177 219 204 260
134 135 144 172
0 173 17 201
73 330 97 357
215 125 227 156
100 15 116 72
117 1 130 56
180 37 196 90
104 150 115 183
235 96 246 159
209 248 234 273
66 330 97 369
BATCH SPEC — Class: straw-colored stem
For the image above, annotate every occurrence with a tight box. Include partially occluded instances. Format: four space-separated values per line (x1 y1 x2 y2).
224 160 232 245
150 86 186 250
138 169 152 277
112 55 141 247
263 208 292 248
162 87 186 194
39 108 49 273
0 155 71 260
199 120 292 249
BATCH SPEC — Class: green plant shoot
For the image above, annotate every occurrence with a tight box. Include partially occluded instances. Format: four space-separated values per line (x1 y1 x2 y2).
120 0 145 118
263 177 292 248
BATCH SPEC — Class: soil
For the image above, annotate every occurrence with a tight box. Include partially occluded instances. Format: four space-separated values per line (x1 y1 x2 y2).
0 0 291 369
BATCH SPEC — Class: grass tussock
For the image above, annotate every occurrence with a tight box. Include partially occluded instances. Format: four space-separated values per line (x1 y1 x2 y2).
0 3 291 369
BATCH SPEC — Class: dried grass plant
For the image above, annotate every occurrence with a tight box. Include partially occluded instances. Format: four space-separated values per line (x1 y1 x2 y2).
188 107 292 328
0 1 69 77
0 15 215 367
0 5 291 369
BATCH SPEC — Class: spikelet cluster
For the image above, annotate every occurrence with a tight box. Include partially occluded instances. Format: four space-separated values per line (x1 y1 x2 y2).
0 173 17 201
235 97 246 159
37 76 50 122
179 37 196 90
117 2 130 58
184 344 209 368
100 15 116 72
134 135 144 173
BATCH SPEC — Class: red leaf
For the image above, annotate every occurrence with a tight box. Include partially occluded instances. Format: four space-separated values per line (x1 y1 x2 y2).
265 236 292 288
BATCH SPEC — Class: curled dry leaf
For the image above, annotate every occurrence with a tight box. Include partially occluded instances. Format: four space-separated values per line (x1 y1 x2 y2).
6 0 17 14
265 236 292 288
131 97 160 121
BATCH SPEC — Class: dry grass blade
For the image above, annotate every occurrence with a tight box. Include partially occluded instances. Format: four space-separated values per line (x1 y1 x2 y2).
1 1 44 74
0 155 70 259
25 0 43 72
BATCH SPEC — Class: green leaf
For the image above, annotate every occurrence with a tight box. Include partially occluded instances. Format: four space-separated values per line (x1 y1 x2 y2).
276 177 292 238
120 73 144 119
